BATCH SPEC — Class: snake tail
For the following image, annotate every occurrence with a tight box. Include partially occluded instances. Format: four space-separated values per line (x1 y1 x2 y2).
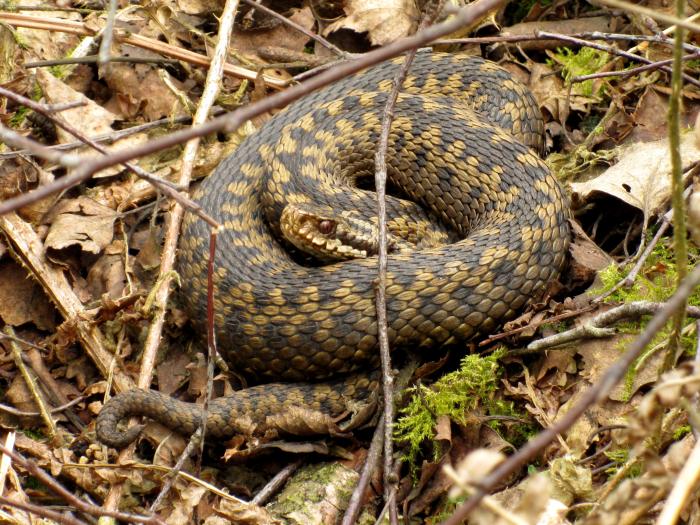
96 374 378 448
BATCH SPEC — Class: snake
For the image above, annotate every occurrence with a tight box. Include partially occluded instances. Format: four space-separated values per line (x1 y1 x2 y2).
96 52 570 448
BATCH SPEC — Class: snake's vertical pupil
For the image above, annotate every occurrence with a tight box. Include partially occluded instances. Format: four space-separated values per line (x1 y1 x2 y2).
319 220 336 235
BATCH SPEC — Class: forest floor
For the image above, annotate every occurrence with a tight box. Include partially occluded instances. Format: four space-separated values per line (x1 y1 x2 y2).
0 0 700 524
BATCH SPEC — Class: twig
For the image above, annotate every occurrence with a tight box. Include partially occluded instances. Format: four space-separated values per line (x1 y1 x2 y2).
373 2 449 520
4 328 57 442
656 436 700 525
572 52 699 82
0 443 163 524
24 55 181 68
665 0 688 371
0 86 218 227
252 460 303 505
0 495 88 525
436 29 700 54
0 397 84 417
478 306 596 347
440 263 700 525
527 302 700 351
0 111 220 161
0 12 287 88
535 31 700 88
341 415 385 525
98 0 119 64
116 0 237 514
374 46 413 525
0 122 80 167
240 0 349 57
0 0 510 217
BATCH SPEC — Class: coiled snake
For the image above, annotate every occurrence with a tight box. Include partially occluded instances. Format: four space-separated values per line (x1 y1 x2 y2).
96 53 570 448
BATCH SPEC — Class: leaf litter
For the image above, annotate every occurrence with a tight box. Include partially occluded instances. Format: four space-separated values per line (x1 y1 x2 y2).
0 1 699 524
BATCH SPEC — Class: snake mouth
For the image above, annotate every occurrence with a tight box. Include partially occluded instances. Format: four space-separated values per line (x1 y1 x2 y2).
280 204 370 261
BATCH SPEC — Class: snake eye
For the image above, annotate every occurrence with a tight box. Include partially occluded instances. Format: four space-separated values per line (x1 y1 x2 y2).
318 220 336 235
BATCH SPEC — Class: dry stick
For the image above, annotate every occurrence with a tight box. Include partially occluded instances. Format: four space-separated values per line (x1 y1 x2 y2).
97 0 119 64
573 52 700 82
439 263 700 525
0 122 81 167
0 12 286 88
252 459 303 505
665 0 688 372
0 443 164 524
0 86 217 227
373 48 416 525
341 415 385 525
3 328 57 442
657 437 700 525
535 31 700 88
0 111 220 161
0 495 88 525
24 55 181 67
437 30 700 54
528 302 700 351
240 0 348 57
0 397 84 417
0 0 508 217
133 0 237 514
596 0 700 35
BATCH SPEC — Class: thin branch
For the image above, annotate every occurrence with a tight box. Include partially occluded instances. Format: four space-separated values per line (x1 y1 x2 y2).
240 0 349 57
596 0 700 34
0 122 80 167
0 495 88 525
115 0 238 515
535 31 700 88
665 0 688 371
527 302 700 351
341 415 385 525
0 86 219 227
0 396 84 418
0 111 220 161
440 263 700 525
0 12 287 88
0 0 509 217
252 460 303 505
24 55 181 68
0 443 164 524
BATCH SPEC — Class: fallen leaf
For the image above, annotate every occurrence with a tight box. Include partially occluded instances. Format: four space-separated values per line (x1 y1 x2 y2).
570 132 700 221
0 260 56 330
44 197 117 257
324 0 419 46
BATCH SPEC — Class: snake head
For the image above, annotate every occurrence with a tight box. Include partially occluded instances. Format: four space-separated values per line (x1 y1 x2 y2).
280 203 411 262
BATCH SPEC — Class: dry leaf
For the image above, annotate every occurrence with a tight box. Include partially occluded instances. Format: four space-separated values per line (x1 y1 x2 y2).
570 132 700 221
324 0 419 46
0 260 56 330
44 196 117 256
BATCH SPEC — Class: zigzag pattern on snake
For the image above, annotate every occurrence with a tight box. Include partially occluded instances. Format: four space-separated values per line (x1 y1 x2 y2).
96 53 570 448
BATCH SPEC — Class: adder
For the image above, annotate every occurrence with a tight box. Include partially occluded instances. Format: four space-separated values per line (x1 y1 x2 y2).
96 52 570 448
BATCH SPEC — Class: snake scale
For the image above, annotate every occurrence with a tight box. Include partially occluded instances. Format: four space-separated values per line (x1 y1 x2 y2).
96 53 570 448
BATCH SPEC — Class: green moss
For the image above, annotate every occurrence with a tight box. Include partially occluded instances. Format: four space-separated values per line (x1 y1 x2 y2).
594 242 700 306
395 349 525 470
673 425 691 440
547 47 610 97
604 449 642 478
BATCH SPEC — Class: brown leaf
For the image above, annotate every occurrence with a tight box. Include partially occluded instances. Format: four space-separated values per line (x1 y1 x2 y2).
570 132 700 221
0 260 56 330
324 0 419 46
44 196 117 257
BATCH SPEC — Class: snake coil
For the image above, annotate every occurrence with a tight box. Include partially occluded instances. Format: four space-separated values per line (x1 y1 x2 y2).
96 53 569 448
